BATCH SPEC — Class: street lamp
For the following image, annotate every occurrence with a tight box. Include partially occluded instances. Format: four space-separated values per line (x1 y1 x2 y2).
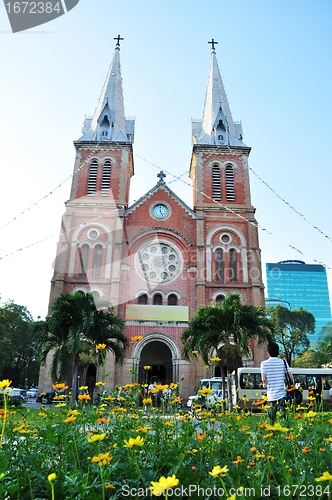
22 356 35 391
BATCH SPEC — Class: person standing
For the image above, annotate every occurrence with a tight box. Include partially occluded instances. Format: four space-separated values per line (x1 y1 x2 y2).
261 342 294 424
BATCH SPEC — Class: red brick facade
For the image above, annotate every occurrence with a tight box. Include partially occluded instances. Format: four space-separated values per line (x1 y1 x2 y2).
39 47 266 399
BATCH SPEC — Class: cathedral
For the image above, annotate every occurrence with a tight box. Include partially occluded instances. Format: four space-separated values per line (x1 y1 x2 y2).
38 38 265 399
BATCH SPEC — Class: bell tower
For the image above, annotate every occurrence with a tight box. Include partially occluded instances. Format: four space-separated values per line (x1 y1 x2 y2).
190 40 265 354
49 36 134 308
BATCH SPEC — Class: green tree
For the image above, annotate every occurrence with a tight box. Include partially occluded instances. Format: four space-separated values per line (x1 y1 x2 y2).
36 292 128 405
181 293 273 408
0 300 39 387
267 305 315 366
294 324 332 367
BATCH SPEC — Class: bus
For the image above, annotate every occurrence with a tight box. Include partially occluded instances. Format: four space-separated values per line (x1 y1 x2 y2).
232 367 332 409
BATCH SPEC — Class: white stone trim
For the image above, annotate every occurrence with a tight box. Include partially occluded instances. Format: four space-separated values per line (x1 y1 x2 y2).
131 332 182 360
206 225 248 283
69 221 112 278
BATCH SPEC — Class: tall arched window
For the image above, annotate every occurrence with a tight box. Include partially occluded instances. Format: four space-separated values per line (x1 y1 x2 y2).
229 249 237 281
153 294 162 305
93 244 103 278
225 165 235 202
87 160 98 196
212 165 221 201
168 294 177 305
101 159 112 196
138 294 148 305
79 244 89 277
216 250 224 282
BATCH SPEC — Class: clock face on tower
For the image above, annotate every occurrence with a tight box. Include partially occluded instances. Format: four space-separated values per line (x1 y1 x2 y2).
152 203 169 219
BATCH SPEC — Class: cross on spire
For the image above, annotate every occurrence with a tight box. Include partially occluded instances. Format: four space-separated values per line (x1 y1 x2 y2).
114 35 124 47
157 170 166 183
208 38 218 50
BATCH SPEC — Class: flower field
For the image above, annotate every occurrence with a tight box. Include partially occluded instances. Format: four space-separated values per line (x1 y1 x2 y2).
1 380 332 499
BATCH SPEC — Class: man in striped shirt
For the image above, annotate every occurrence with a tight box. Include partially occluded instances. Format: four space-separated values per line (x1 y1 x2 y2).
261 342 294 423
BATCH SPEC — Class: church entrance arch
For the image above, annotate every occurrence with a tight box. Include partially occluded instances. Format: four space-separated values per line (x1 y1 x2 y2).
131 333 181 385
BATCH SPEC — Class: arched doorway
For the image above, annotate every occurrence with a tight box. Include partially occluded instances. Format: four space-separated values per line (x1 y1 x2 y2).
139 341 172 384
131 333 181 385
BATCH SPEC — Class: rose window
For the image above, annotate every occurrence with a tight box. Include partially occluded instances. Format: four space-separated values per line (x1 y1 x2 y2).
136 243 182 283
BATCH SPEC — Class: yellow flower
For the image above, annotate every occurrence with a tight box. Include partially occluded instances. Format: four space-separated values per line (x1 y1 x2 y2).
96 417 110 424
63 416 76 424
171 396 183 404
105 483 115 489
170 383 178 390
52 383 68 390
95 381 105 386
198 387 214 397
209 357 221 362
79 386 88 391
131 335 143 342
68 409 79 416
142 397 152 405
316 472 332 482
123 435 145 448
91 452 112 466
77 394 91 401
209 465 229 477
48 473 56 482
191 350 198 355
150 475 179 495
0 379 11 389
143 365 151 370
163 421 174 427
227 496 236 500
265 422 288 432
304 410 316 418
96 343 106 350
88 433 106 443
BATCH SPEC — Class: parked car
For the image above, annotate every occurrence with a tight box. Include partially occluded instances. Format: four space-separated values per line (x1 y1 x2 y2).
1 387 27 402
26 388 39 399
187 389 228 410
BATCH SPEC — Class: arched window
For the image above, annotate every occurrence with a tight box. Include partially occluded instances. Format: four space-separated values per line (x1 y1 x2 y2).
229 249 237 281
93 244 103 278
225 165 235 202
215 294 225 303
138 294 148 305
87 160 98 196
153 294 162 305
212 165 221 201
216 249 224 282
79 244 89 277
101 159 112 196
168 294 177 306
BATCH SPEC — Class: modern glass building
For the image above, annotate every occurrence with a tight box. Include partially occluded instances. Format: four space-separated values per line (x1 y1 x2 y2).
266 260 332 345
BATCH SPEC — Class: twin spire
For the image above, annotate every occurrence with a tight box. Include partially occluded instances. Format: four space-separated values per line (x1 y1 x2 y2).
78 35 135 144
192 39 245 147
78 38 245 148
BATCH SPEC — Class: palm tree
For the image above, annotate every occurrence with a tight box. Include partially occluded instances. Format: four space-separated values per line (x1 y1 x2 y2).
36 292 128 405
181 293 273 409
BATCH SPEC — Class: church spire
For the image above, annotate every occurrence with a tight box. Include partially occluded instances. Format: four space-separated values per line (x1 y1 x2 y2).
78 36 135 144
192 40 245 147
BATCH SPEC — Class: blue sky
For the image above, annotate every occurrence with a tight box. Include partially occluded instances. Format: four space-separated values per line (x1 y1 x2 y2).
0 0 331 319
